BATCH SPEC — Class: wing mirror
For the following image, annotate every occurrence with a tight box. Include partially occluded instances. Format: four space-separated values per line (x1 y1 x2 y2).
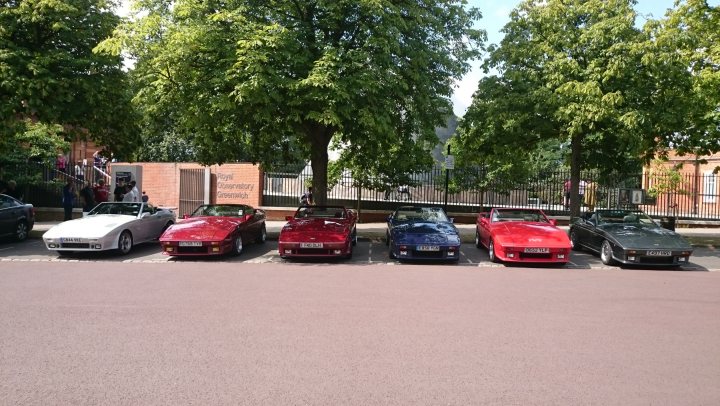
549 219 557 226
183 213 189 219
449 217 454 223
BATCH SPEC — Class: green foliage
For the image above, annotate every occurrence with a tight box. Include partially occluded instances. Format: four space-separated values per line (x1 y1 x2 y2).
0 0 139 158
101 0 485 203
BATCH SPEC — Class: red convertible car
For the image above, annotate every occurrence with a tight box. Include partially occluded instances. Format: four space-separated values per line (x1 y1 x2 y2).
278 206 357 259
476 208 571 265
159 204 266 256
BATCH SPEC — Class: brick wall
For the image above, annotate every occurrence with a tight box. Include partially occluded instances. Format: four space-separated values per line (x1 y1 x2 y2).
109 162 263 210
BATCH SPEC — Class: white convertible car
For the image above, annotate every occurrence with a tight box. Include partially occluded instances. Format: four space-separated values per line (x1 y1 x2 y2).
43 202 175 256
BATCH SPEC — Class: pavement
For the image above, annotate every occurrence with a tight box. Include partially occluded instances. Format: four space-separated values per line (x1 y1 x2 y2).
28 220 720 247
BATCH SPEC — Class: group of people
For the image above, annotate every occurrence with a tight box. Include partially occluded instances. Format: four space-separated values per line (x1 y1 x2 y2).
563 178 598 211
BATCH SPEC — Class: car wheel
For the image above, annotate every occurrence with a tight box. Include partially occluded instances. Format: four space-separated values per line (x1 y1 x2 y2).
257 224 267 244
488 240 500 263
352 228 357 246
475 228 481 248
233 235 243 256
117 231 133 255
388 237 396 259
14 221 28 241
600 240 616 266
569 229 582 251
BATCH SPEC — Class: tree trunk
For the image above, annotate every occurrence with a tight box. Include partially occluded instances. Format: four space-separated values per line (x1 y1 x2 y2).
305 121 333 206
570 133 582 219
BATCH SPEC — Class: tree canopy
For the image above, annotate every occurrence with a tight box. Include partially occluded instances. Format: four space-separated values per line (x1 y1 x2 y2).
454 0 710 217
99 0 485 204
0 0 138 172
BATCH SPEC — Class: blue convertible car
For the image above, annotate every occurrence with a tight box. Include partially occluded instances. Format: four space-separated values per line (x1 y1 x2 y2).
386 206 461 262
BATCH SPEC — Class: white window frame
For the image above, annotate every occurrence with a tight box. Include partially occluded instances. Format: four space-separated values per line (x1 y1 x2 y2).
703 172 717 203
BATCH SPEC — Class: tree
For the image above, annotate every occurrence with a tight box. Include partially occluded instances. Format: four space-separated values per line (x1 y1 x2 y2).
0 0 139 162
99 0 485 204
644 0 720 162
456 0 688 217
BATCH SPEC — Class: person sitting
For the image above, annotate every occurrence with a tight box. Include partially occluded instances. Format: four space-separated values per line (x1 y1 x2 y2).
623 214 638 223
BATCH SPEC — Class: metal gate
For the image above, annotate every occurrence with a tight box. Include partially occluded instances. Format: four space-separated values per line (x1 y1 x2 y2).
179 168 210 216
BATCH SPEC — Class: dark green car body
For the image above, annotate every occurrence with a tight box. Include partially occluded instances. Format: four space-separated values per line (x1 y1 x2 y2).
569 209 693 267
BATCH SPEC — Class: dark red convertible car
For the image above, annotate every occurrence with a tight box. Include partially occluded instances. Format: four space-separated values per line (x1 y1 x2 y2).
278 206 357 260
159 204 266 256
476 208 571 265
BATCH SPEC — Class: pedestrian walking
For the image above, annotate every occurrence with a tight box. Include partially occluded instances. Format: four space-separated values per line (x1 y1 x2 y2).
62 180 76 221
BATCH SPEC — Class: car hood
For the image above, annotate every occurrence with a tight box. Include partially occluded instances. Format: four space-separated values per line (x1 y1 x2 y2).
43 215 135 239
599 224 692 249
161 217 240 241
492 222 570 247
392 221 460 245
280 218 350 242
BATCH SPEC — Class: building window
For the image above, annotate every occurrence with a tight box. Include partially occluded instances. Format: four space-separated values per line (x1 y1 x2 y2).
704 172 717 203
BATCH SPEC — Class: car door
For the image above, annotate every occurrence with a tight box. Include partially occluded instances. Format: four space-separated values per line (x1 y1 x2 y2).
477 212 492 247
0 195 18 237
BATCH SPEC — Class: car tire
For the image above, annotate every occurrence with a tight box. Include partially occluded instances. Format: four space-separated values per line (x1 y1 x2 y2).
257 224 267 244
388 237 396 259
475 228 481 248
345 241 353 259
488 240 500 263
600 240 616 266
352 228 357 246
233 235 243 256
569 229 582 251
14 220 29 241
117 231 133 255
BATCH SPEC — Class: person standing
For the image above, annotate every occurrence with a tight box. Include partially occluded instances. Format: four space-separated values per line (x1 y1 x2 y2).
113 179 126 202
584 180 598 212
4 180 22 201
79 181 96 215
563 178 571 209
300 186 314 206
55 153 67 177
62 180 76 221
93 179 109 204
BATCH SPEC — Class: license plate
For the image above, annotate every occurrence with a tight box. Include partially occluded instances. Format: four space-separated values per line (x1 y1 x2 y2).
647 250 671 256
300 242 323 248
416 245 440 251
179 241 203 247
61 238 83 243
524 247 550 253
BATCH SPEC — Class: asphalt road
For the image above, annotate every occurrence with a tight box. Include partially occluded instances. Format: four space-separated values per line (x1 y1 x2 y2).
1 260 719 405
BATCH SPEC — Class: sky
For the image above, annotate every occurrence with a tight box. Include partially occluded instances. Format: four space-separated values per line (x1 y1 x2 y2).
451 0 720 117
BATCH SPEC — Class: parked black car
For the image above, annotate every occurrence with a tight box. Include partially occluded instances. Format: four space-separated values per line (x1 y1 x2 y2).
569 209 692 267
0 194 35 241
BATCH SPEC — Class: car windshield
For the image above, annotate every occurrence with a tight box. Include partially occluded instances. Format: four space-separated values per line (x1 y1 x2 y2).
491 209 549 223
89 202 142 216
191 205 249 217
595 210 656 225
295 206 347 219
393 207 449 222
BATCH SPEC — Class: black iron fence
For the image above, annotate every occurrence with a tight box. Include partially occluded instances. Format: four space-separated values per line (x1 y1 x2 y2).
263 167 720 220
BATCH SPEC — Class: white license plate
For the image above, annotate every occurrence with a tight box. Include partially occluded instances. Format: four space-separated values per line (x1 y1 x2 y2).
416 245 440 251
300 242 323 248
179 241 203 247
524 247 550 253
647 250 671 256
61 238 83 243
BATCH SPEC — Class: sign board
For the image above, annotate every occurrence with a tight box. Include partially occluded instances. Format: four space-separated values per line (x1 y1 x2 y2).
445 155 455 170
617 188 645 206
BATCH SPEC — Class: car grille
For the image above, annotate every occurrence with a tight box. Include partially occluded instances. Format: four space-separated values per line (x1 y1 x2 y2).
60 243 91 249
177 246 208 254
297 248 335 255
639 256 675 265
520 252 553 260
411 250 445 259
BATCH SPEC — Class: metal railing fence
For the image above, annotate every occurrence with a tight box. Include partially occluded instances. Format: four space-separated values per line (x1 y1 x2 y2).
263 167 720 220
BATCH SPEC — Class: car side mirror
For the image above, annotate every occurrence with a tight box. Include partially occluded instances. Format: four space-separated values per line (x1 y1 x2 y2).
387 215 393 221
244 214 253 221
183 213 189 219
549 219 557 226
449 217 454 223
141 212 151 218
285 215 293 221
